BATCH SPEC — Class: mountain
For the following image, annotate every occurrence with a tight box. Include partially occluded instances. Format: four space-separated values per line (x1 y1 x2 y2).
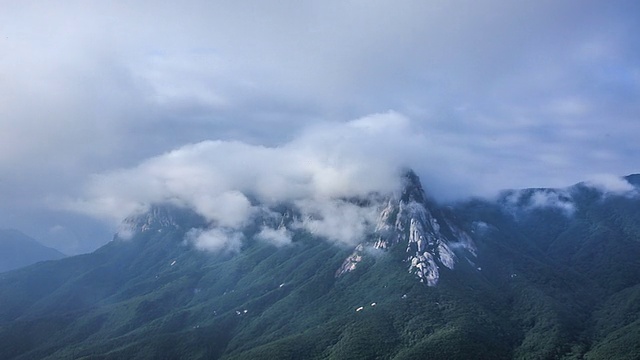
453 179 640 359
0 172 639 359
336 171 477 286
0 229 66 273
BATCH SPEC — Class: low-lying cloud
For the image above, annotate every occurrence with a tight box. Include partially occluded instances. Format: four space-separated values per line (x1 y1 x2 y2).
66 112 426 250
186 228 244 253
502 173 639 217
585 174 637 196
256 226 292 247
504 189 575 215
529 191 576 214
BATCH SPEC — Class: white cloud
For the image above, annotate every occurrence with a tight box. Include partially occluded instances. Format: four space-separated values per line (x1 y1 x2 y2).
191 191 254 229
292 199 379 246
2 1 639 253
256 226 292 247
186 228 244 253
529 191 575 214
585 174 636 195
504 189 575 215
115 224 135 241
65 112 422 250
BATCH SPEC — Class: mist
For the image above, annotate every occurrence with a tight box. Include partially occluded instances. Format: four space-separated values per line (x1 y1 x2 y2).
66 112 427 250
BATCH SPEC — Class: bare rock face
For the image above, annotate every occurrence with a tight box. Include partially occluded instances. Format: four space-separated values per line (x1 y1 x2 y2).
116 205 206 240
337 171 477 286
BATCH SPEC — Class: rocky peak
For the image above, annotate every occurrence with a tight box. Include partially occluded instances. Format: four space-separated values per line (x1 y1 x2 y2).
116 204 205 239
399 169 427 204
337 171 477 286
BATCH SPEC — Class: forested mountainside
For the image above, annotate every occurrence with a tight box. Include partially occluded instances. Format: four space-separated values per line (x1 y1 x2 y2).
0 173 639 359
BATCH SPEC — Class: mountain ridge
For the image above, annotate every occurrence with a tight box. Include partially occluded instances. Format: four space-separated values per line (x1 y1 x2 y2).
0 229 66 273
0 172 639 359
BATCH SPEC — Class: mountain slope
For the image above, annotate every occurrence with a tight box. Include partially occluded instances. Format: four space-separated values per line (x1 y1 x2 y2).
454 176 640 358
0 173 639 359
0 229 66 273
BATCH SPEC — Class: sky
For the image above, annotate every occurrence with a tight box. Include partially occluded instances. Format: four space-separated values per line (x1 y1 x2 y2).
1 0 639 254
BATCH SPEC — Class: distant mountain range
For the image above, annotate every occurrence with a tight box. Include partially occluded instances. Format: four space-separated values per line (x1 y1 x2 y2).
0 172 639 359
0 229 65 273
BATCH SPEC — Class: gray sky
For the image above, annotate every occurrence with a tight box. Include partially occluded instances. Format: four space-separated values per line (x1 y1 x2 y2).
1 1 639 254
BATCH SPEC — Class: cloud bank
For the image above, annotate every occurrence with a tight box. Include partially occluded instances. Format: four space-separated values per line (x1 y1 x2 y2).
585 174 637 195
67 112 426 250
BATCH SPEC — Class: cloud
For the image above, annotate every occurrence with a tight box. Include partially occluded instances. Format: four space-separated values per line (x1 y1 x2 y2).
256 226 292 247
186 228 244 253
65 112 423 250
585 174 636 195
291 199 380 246
504 189 575 215
529 191 575 214
2 1 639 253
67 112 417 212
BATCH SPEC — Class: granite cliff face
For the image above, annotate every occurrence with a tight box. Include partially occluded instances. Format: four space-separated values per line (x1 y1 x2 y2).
116 204 208 240
337 171 477 285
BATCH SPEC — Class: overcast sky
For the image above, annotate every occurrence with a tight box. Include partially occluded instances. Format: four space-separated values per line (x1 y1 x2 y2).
1 1 639 254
